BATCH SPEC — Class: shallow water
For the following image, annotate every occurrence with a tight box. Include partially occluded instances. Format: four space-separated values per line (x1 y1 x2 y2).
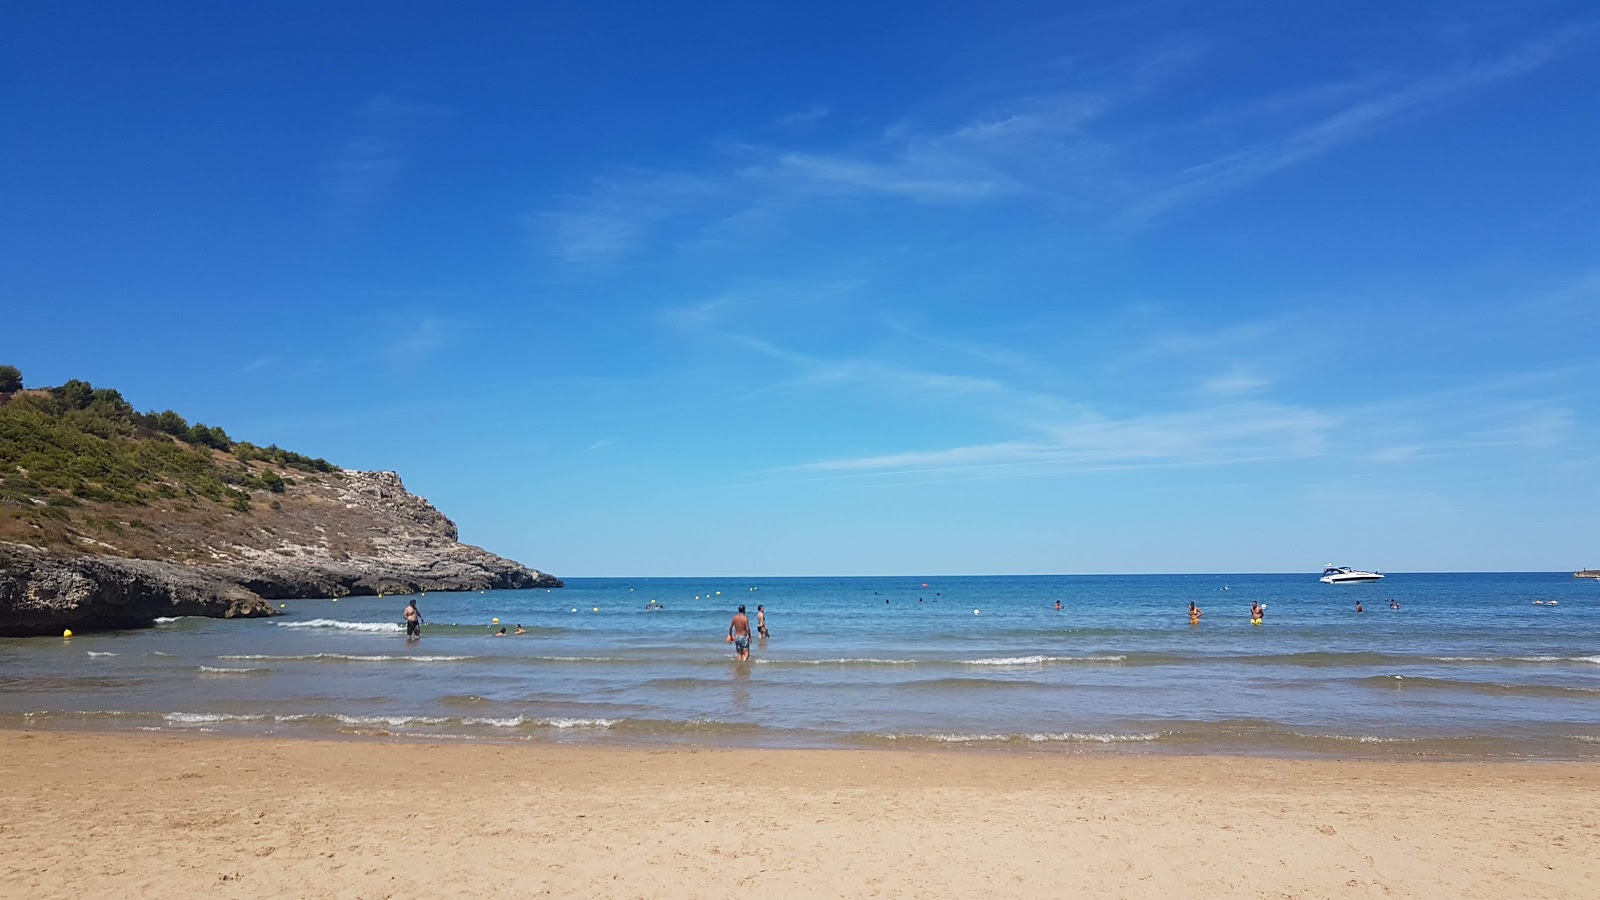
3 573 1598 757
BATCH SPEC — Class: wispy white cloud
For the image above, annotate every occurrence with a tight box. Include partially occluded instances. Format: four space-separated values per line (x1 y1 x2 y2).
325 95 448 227
791 400 1334 477
1124 27 1589 221
532 24 1588 265
371 314 468 364
1201 367 1273 397
775 104 831 128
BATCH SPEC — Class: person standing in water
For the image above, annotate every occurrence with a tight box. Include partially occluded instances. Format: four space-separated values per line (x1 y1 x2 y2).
1356 601 1365 614
756 605 770 639
403 598 422 640
1250 601 1263 625
1189 601 1203 626
728 605 753 661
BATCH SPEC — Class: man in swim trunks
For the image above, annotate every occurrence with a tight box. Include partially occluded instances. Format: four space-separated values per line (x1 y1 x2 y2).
728 605 753 660
404 598 422 639
1189 601 1203 625
756 605 770 639
1250 601 1263 625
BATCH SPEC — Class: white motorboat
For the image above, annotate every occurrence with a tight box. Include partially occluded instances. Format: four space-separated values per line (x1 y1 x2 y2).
1320 564 1383 584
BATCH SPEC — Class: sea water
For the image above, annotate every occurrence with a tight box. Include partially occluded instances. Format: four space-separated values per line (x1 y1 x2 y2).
2 573 1598 758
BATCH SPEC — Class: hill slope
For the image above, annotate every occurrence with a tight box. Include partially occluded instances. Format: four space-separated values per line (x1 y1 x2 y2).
0 372 560 635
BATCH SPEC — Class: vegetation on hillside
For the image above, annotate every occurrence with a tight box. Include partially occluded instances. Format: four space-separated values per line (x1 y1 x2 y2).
0 367 336 519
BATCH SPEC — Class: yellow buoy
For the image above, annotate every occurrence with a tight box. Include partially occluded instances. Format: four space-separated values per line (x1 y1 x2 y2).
62 629 73 638
492 618 500 624
592 607 599 612
279 603 286 608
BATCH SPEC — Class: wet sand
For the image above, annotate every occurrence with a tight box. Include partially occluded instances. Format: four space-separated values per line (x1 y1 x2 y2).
1 730 1597 898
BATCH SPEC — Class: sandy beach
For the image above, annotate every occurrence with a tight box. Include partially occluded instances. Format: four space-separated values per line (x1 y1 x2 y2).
0 732 1596 898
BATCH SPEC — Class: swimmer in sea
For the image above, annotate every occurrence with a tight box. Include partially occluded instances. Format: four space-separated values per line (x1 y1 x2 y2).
494 627 507 636
728 605 753 661
514 624 526 634
403 598 422 640
1189 601 1203 626
1356 601 1364 614
1054 600 1062 611
756 605 770 639
1250 601 1262 625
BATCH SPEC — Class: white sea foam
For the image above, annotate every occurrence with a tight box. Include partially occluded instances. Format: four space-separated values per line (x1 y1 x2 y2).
198 666 266 674
275 618 403 633
332 714 449 727
218 653 470 663
153 617 184 624
163 712 268 724
962 655 1126 666
1431 655 1600 664
757 658 918 666
892 731 1160 744
542 717 617 729
85 651 118 658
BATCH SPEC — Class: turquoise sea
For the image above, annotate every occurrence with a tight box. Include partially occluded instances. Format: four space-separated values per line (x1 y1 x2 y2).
3 573 1598 758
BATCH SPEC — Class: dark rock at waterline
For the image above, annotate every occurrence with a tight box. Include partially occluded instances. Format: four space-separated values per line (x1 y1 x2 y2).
0 468 561 636
0 543 276 636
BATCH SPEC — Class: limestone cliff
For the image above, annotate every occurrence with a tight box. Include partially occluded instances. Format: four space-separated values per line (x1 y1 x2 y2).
0 467 561 636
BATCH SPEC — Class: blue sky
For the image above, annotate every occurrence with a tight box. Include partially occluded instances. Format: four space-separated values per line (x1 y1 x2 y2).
3 1 1597 575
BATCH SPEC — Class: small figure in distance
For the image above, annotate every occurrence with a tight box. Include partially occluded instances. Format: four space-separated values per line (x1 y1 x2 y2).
756 605 770 639
1356 601 1364 614
1053 600 1062 611
514 624 526 634
403 597 422 640
1250 601 1263 626
494 627 508 636
1189 601 1203 626
728 605 753 661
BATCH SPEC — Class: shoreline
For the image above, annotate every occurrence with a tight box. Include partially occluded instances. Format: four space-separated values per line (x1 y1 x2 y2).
2 731 1597 898
7 719 1599 762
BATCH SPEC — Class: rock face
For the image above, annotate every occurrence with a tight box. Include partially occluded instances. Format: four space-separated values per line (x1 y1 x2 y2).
0 468 561 636
214 469 561 600
0 542 276 635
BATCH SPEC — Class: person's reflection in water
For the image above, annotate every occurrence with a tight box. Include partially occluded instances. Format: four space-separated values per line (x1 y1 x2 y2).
730 660 752 716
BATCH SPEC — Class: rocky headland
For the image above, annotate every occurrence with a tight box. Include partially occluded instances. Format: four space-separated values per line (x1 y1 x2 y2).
0 374 560 636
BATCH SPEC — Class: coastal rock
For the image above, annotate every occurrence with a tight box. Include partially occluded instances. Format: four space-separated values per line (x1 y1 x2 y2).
0 468 560 636
0 542 275 636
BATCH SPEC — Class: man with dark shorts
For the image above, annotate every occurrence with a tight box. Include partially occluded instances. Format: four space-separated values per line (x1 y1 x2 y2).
404 598 422 639
756 605 770 639
728 605 753 661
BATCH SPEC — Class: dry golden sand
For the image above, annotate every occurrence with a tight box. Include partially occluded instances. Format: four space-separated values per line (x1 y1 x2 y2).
1 731 1597 898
